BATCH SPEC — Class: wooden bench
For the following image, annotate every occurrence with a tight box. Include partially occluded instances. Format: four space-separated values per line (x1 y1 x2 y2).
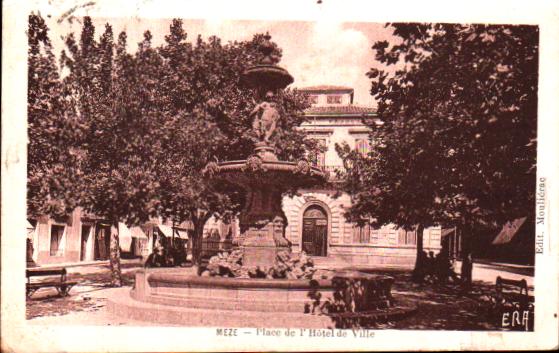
490 276 535 330
494 276 534 308
326 305 417 328
26 267 78 298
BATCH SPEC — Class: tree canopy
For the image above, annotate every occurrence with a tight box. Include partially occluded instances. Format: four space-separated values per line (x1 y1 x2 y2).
27 13 83 219
27 15 317 279
337 23 538 273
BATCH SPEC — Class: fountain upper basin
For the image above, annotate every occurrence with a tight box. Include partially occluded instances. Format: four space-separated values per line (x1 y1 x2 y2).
205 158 328 189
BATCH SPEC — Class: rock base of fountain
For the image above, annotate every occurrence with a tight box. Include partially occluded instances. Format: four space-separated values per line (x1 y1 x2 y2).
203 249 316 279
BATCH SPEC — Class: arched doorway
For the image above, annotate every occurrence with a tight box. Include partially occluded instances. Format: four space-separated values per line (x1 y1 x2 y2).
302 205 328 256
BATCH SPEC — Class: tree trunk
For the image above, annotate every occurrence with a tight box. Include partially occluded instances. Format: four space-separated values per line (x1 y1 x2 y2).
191 223 204 269
190 211 211 275
460 228 473 287
109 221 122 287
411 224 425 282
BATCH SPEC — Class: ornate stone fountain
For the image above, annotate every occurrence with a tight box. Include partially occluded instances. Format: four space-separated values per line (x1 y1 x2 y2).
109 33 416 328
203 33 327 272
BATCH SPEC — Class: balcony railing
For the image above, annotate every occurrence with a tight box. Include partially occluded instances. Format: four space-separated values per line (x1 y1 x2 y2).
201 239 233 258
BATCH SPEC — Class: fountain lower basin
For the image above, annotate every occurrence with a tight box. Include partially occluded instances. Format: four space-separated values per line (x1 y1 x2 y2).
131 268 394 313
108 267 416 327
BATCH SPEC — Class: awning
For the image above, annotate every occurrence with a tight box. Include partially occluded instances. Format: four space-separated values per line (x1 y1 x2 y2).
178 220 194 231
493 217 527 245
118 222 133 252
175 229 189 240
130 226 148 240
441 228 455 237
157 224 174 238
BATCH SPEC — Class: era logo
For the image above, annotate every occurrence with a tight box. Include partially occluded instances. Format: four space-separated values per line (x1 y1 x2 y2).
502 310 531 331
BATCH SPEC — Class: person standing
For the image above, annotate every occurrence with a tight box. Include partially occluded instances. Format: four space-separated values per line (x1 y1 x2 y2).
26 238 38 267
461 253 473 285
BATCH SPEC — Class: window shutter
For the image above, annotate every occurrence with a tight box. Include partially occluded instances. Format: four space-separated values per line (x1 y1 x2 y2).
411 230 417 245
352 225 360 243
50 225 64 256
398 229 406 244
361 224 370 243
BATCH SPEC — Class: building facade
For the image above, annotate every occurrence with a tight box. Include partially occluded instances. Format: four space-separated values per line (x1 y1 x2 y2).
26 207 198 265
280 86 442 267
27 208 148 265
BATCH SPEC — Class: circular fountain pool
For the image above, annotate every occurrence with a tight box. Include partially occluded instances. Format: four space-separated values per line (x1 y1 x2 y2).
106 268 416 327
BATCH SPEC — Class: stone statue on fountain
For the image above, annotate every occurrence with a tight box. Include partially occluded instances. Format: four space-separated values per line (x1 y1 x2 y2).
250 90 279 144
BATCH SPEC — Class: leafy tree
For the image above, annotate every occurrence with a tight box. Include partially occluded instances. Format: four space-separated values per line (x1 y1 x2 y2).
58 20 181 285
152 19 316 266
135 26 228 267
59 19 123 285
27 13 85 220
54 17 316 275
337 23 538 282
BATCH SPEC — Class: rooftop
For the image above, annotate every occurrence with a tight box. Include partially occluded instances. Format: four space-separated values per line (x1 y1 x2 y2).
298 85 354 93
304 105 376 116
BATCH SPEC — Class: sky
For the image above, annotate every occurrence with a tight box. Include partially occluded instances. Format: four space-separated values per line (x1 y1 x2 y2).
44 16 398 106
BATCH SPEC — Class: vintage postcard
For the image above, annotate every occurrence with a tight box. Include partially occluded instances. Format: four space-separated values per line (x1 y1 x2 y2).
2 0 558 351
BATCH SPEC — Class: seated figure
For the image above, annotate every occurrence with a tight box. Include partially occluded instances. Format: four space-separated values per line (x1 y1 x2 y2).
144 246 170 268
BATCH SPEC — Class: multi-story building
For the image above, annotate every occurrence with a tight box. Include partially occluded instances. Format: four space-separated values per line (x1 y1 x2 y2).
26 208 191 265
280 85 442 266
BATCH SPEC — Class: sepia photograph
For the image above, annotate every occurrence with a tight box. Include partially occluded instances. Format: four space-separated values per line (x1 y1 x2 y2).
2 0 558 351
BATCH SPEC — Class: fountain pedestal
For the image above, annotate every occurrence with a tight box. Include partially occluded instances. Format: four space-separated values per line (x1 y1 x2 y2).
238 188 289 268
235 143 290 268
253 141 278 161
241 230 282 268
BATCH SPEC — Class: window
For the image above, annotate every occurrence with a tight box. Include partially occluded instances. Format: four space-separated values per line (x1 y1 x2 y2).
327 95 342 104
398 229 417 245
308 95 318 104
353 223 371 244
355 138 370 157
50 224 65 256
95 224 111 260
309 138 327 167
